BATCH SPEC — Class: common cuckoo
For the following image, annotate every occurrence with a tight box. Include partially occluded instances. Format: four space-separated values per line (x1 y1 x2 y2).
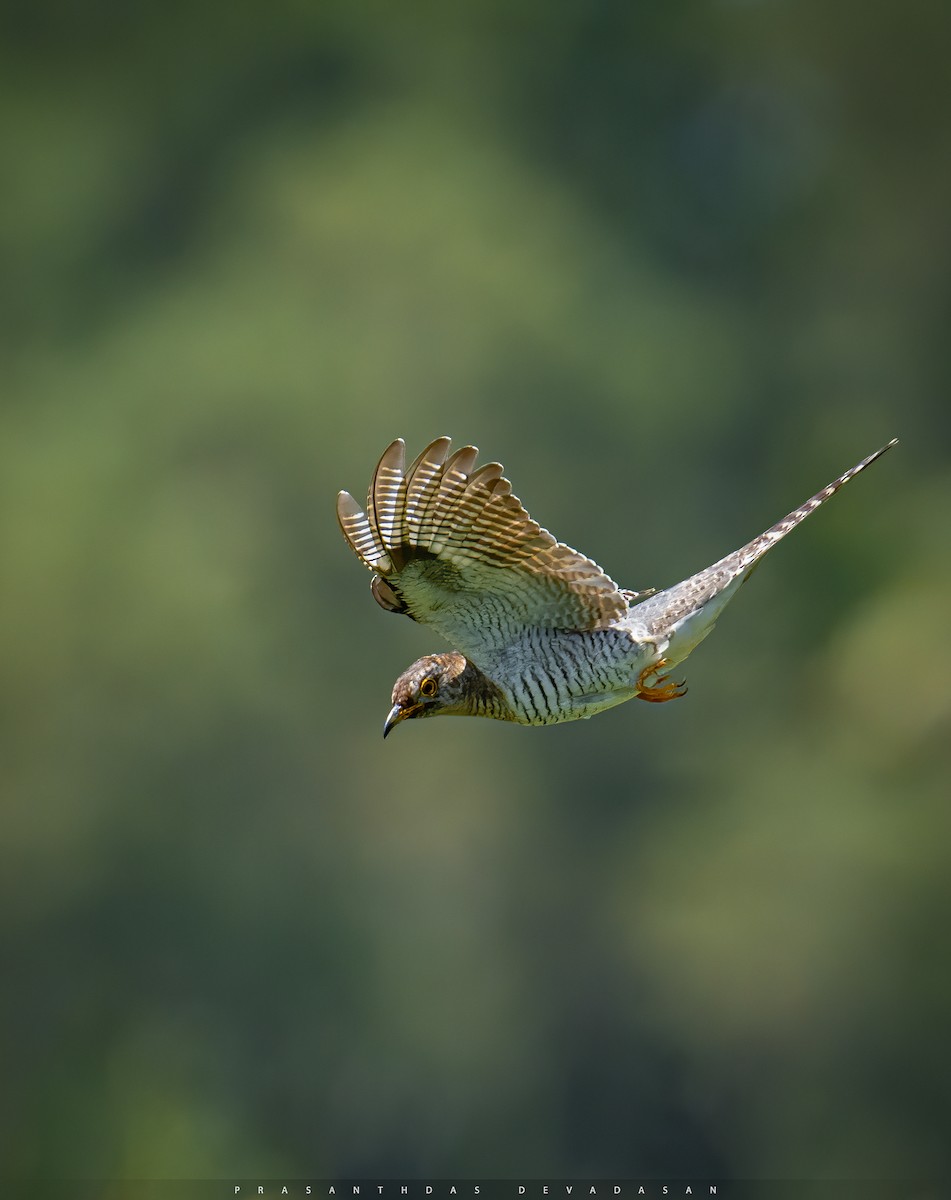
337 437 897 737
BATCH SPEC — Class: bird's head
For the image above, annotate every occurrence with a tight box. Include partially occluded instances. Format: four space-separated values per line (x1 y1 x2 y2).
383 651 507 737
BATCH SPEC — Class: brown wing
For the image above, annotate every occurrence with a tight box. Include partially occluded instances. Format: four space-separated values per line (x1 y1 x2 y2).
336 437 630 663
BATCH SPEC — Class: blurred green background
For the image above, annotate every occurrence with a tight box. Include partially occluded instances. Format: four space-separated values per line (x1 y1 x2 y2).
2 0 950 1186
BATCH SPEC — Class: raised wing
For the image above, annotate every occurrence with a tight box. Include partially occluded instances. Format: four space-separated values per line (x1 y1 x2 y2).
336 437 631 663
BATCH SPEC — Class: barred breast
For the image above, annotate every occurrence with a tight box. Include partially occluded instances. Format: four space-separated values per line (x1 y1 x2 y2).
485 625 653 725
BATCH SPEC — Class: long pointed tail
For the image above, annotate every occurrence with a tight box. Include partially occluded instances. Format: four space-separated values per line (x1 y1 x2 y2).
728 437 899 580
631 439 899 661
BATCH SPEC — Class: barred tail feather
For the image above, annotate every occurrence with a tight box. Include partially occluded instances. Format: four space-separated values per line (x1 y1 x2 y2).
634 438 899 656
731 438 899 578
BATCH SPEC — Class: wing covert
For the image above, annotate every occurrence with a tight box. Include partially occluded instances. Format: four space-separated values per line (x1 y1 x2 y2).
336 437 630 662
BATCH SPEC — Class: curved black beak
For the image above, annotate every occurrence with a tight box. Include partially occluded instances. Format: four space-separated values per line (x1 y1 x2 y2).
383 702 421 739
383 704 402 739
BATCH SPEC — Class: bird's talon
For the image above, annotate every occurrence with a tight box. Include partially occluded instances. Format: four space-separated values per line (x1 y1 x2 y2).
636 658 688 703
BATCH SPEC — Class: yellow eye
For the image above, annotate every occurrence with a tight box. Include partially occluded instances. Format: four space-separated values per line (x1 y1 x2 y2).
419 676 437 698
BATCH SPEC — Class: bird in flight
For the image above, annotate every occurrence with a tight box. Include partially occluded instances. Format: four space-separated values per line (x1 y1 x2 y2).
337 437 898 737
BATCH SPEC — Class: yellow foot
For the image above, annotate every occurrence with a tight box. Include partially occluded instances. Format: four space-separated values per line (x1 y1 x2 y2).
636 658 688 703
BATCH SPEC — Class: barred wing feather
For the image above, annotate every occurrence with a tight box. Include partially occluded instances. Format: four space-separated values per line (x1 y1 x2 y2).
336 437 628 663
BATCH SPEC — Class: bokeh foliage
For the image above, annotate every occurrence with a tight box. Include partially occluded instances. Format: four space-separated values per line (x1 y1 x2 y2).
2 0 950 1185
